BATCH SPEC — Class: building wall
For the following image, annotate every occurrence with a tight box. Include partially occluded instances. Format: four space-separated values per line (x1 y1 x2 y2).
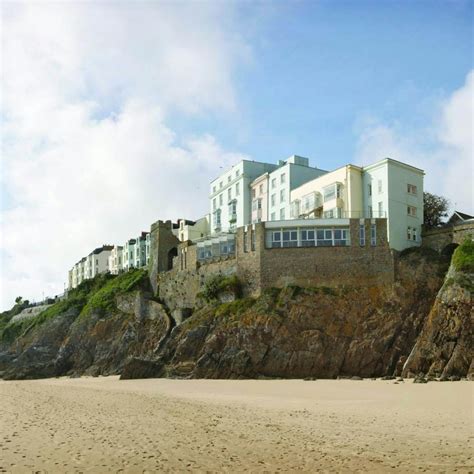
290 165 364 219
250 174 269 223
267 158 326 222
178 216 210 242
363 159 424 251
209 160 278 234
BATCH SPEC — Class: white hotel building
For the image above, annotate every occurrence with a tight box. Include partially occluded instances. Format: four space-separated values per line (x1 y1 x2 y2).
209 156 424 252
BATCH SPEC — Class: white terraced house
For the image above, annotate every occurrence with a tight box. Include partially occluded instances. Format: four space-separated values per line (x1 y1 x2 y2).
68 245 114 290
108 245 123 275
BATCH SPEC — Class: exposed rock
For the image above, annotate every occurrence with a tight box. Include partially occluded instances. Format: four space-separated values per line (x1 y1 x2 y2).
120 358 164 380
402 263 473 379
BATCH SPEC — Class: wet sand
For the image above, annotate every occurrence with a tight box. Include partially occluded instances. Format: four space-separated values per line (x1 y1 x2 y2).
0 376 472 472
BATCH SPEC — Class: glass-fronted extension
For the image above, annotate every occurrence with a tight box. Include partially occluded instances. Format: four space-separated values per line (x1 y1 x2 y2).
197 234 236 261
266 226 350 248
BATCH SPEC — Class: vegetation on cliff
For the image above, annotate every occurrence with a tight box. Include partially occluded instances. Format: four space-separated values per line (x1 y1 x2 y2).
0 269 149 344
451 239 474 273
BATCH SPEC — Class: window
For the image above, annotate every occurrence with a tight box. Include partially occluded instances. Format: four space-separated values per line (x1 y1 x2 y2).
96 259 98 265
213 209 221 227
213 198 216 210
291 200 300 218
228 200 237 220
271 178 276 189
243 231 248 252
280 189 285 202
371 224 376 246
252 199 258 211
271 231 281 248
280 208 285 220
271 212 276 221
219 194 223 206
228 188 232 201
334 229 349 246
360 224 366 246
336 184 342 198
259 184 263 195
378 201 383 216
252 188 256 198
368 205 373 218
324 209 334 218
212 186 216 193
317 229 333 246
251 231 256 251
282 229 297 247
280 173 286 184
323 184 336 202
228 176 231 183
368 184 372 196
257 199 262 209
302 192 316 213
236 170 240 178
378 180 383 193
407 205 417 217
301 229 315 247
407 184 417 195
219 182 223 189
408 226 417 241
236 183 240 196
271 194 276 206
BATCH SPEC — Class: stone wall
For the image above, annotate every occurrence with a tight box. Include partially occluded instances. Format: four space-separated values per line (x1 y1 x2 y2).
422 222 474 253
158 257 237 313
148 220 180 294
258 219 393 291
153 218 394 317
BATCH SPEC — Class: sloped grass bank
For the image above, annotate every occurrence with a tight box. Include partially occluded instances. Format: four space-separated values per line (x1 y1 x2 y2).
0 269 149 344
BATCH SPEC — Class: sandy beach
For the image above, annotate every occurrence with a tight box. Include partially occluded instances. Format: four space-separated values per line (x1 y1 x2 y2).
0 377 472 472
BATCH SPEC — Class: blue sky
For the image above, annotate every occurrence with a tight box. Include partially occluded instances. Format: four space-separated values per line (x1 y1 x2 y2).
1 0 472 309
168 0 473 170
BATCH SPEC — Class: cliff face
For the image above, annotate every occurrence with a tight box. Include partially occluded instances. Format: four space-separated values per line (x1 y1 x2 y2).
0 246 471 381
402 244 473 379
0 270 170 380
151 249 451 379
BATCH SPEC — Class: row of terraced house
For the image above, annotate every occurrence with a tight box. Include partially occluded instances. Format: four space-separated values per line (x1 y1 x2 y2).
68 155 424 290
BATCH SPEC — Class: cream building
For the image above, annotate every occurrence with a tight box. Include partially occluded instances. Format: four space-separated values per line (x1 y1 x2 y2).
290 158 424 251
178 216 210 242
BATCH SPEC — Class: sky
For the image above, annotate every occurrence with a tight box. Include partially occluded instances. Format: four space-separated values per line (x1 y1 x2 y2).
1 0 473 310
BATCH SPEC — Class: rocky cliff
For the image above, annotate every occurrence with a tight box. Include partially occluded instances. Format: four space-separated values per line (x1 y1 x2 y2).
0 244 471 381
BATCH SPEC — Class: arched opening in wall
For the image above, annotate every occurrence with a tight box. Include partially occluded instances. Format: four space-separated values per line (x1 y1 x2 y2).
441 243 458 258
167 247 178 270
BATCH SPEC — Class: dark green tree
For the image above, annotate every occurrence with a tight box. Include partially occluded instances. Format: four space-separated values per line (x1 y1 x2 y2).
423 192 449 229
14 296 23 305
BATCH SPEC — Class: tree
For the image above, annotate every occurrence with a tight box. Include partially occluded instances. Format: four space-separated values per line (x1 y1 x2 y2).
423 192 449 229
15 296 23 305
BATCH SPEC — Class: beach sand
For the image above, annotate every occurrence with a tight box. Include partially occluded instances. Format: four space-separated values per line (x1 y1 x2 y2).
0 376 472 472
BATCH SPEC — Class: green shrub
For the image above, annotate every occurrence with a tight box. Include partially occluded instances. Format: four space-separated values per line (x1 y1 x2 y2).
215 298 255 318
452 239 474 273
198 274 242 302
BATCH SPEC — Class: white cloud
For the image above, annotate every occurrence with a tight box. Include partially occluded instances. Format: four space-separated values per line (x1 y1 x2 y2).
355 70 473 214
0 2 251 309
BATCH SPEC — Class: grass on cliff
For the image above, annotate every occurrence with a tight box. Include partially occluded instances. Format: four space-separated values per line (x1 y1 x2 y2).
0 269 148 344
79 268 149 318
451 239 474 273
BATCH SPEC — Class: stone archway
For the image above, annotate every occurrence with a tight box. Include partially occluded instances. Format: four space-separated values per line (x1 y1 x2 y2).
167 247 178 270
441 242 458 258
